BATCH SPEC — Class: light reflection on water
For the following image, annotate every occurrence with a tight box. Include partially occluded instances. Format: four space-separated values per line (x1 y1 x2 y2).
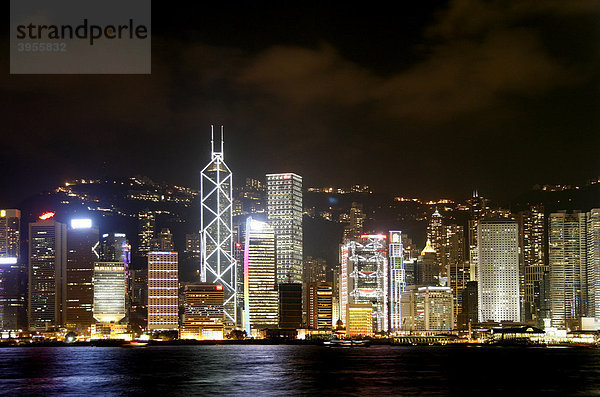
1 345 600 396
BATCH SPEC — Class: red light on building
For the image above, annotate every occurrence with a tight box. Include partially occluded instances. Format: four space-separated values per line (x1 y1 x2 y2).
216 285 223 291
235 243 241 248
39 211 55 220
283 174 291 179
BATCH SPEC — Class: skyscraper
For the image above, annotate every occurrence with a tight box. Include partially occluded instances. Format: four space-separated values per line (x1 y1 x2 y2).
388 231 405 333
201 126 236 325
517 204 547 321
147 251 179 332
93 261 126 323
28 215 67 331
339 234 388 332
0 209 23 330
243 218 278 337
548 210 599 329
66 218 99 334
137 209 156 256
266 173 303 284
477 219 520 323
416 239 439 286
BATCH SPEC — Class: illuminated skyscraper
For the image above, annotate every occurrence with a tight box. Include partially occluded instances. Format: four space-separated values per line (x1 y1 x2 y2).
340 234 388 332
0 209 20 258
66 219 99 333
150 228 175 251
0 209 23 330
243 218 278 336
518 204 546 321
137 209 156 256
28 215 67 331
93 261 126 323
477 219 520 323
201 126 236 325
181 283 224 340
266 173 303 284
427 208 444 266
388 231 405 332
147 251 179 331
416 239 439 285
343 202 365 240
548 210 600 329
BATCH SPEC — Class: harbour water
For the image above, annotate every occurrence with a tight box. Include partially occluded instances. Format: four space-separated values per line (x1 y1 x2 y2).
1 345 599 396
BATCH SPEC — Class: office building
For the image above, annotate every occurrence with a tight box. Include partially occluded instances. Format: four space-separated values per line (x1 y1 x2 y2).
549 209 600 329
401 286 453 331
346 304 373 337
307 282 333 330
266 172 303 284
459 281 478 329
28 215 67 331
339 234 388 332
150 228 175 251
0 209 24 330
343 202 365 240
518 204 547 321
243 218 278 336
147 251 179 331
93 261 126 323
427 209 444 266
388 231 405 332
137 209 156 256
181 283 224 340
66 219 99 333
477 219 520 323
279 283 302 329
416 239 439 286
201 127 237 325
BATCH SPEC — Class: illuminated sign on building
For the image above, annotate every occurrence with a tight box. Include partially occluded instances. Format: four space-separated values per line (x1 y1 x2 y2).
39 211 56 220
71 219 92 229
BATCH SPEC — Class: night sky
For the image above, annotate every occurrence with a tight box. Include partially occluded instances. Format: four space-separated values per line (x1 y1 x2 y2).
2 1 599 206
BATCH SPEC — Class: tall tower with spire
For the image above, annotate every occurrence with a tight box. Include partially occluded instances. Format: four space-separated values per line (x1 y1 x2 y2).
201 126 237 325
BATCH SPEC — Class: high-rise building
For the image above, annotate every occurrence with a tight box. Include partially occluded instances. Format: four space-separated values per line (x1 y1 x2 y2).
302 256 327 324
588 209 600 319
181 283 224 340
0 209 24 331
346 304 373 337
266 172 303 284
401 286 454 331
201 127 236 325
388 231 405 333
339 234 388 332
307 282 333 330
279 283 302 329
0 209 20 258
150 228 175 251
147 251 179 331
459 281 478 329
66 219 99 333
243 218 278 336
416 239 439 286
517 204 546 321
548 210 600 329
477 219 520 323
93 261 126 323
137 209 156 256
343 202 365 240
427 208 444 266
28 215 67 331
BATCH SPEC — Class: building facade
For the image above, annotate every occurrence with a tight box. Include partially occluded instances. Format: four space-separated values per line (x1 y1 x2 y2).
201 127 237 325
181 283 224 340
93 261 126 323
66 219 99 333
29 217 67 331
243 218 278 336
266 173 303 284
307 282 333 330
388 231 405 332
147 251 179 331
477 219 520 323
339 234 388 332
